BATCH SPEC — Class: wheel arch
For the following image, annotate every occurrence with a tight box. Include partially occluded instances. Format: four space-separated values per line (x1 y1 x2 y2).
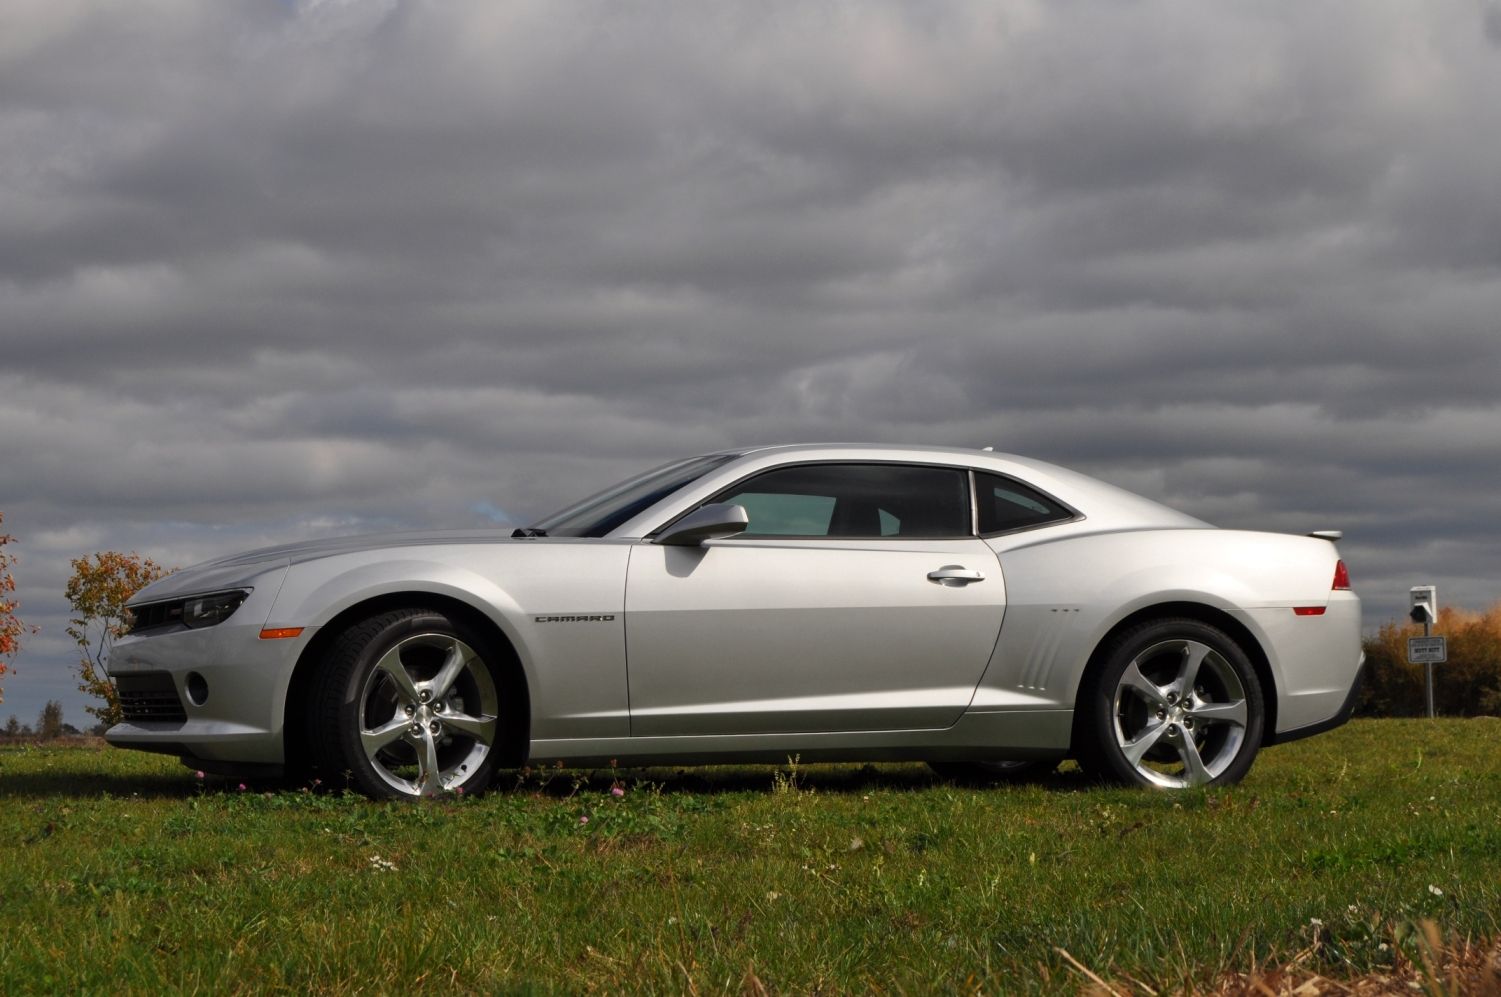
282 591 531 774
1067 601 1277 757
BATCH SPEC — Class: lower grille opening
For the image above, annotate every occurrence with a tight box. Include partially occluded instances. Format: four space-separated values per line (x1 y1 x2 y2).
116 672 188 723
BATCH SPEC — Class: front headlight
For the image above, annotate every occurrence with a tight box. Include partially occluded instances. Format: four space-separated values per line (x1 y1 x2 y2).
182 590 251 629
128 589 253 634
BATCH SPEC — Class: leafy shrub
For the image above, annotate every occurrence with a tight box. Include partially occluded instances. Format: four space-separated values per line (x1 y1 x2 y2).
65 552 172 726
1358 603 1501 717
1 511 39 703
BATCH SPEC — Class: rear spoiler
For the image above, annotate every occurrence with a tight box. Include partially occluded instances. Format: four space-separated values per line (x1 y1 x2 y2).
1307 530 1343 542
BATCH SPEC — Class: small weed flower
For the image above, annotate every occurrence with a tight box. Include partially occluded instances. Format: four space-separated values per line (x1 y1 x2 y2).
237 783 247 792
455 786 465 797
579 814 590 825
368 855 398 872
611 785 625 798
194 770 205 780
1428 884 1443 896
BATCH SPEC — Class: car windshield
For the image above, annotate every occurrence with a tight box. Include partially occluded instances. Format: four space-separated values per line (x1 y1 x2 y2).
527 453 738 537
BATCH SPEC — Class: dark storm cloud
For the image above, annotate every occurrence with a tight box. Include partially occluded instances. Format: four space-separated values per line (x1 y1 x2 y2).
2 0 1500 721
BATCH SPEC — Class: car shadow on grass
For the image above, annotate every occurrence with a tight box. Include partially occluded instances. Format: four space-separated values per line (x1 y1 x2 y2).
0 768 199 800
0 743 298 799
0 745 1101 800
506 761 1100 797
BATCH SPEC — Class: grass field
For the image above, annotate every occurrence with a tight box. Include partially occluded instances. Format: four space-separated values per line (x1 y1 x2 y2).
2 719 1500 994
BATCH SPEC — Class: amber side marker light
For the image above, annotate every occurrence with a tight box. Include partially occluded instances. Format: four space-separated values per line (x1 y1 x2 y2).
259 627 305 640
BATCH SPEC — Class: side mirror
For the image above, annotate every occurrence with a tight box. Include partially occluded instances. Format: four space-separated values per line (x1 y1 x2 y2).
657 503 749 547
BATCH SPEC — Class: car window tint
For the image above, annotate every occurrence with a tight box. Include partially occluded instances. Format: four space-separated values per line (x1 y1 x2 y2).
715 464 970 538
733 492 836 535
975 472 1072 534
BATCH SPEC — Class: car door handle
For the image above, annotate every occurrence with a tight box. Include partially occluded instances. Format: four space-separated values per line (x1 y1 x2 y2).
927 565 985 586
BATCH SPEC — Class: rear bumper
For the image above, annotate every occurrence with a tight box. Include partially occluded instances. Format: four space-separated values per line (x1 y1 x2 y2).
1264 654 1365 746
1243 591 1363 736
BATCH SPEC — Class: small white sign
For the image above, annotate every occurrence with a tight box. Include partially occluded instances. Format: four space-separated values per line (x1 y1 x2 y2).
1408 636 1447 664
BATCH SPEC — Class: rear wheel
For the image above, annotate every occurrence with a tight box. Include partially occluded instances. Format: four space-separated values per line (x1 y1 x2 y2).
313 608 508 799
1082 619 1263 789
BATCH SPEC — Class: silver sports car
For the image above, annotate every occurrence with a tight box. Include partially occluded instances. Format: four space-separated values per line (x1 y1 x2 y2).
106 444 1363 798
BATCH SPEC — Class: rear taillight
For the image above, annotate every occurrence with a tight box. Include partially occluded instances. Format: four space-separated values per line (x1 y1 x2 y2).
1332 560 1351 591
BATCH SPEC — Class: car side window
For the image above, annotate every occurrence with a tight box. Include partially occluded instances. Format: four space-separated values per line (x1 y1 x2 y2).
975 472 1073 534
713 464 971 539
731 492 836 535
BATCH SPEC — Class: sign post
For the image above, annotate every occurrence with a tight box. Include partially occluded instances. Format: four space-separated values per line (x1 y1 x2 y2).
1408 585 1442 718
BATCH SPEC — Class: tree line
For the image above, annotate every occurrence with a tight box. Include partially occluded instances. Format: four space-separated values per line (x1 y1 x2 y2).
1357 602 1501 717
1 510 171 725
2 700 89 740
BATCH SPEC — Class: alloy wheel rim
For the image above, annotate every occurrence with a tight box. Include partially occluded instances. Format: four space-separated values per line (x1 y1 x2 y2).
1111 638 1248 788
356 633 499 797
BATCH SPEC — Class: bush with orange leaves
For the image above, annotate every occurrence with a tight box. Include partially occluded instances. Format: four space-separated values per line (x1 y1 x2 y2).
66 551 172 727
0 512 40 704
1358 602 1501 717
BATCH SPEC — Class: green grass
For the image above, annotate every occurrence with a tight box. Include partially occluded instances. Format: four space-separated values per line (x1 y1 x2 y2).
2 718 1499 993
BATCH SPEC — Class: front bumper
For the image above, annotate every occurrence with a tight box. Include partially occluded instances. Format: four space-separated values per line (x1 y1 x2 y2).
105 594 316 766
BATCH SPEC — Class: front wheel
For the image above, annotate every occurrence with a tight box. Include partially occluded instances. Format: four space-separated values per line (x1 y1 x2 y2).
314 609 508 799
1082 619 1264 789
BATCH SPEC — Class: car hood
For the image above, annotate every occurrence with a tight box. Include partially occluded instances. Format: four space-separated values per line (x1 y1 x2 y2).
206 529 523 568
129 529 525 603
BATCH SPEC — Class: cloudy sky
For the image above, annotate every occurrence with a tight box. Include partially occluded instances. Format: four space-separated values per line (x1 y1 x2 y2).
2 0 1499 726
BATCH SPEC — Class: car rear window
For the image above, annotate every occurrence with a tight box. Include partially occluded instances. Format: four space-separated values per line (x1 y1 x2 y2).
975 472 1073 535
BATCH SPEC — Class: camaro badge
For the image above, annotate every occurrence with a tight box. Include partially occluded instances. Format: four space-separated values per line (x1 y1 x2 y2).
534 614 616 623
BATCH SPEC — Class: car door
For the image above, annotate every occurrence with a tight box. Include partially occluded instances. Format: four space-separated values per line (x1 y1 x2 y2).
623 462 1007 736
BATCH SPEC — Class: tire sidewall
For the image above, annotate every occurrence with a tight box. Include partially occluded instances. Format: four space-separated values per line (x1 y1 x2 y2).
1087 619 1264 788
328 609 506 799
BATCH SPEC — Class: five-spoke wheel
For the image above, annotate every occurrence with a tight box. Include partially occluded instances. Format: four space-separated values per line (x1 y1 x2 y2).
315 609 508 799
1084 619 1263 788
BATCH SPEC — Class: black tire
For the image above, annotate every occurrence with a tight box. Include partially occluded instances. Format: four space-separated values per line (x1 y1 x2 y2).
1080 618 1264 789
928 759 1060 785
312 608 510 799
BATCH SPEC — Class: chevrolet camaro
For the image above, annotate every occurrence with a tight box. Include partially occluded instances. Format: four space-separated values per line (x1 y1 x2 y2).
106 444 1364 798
